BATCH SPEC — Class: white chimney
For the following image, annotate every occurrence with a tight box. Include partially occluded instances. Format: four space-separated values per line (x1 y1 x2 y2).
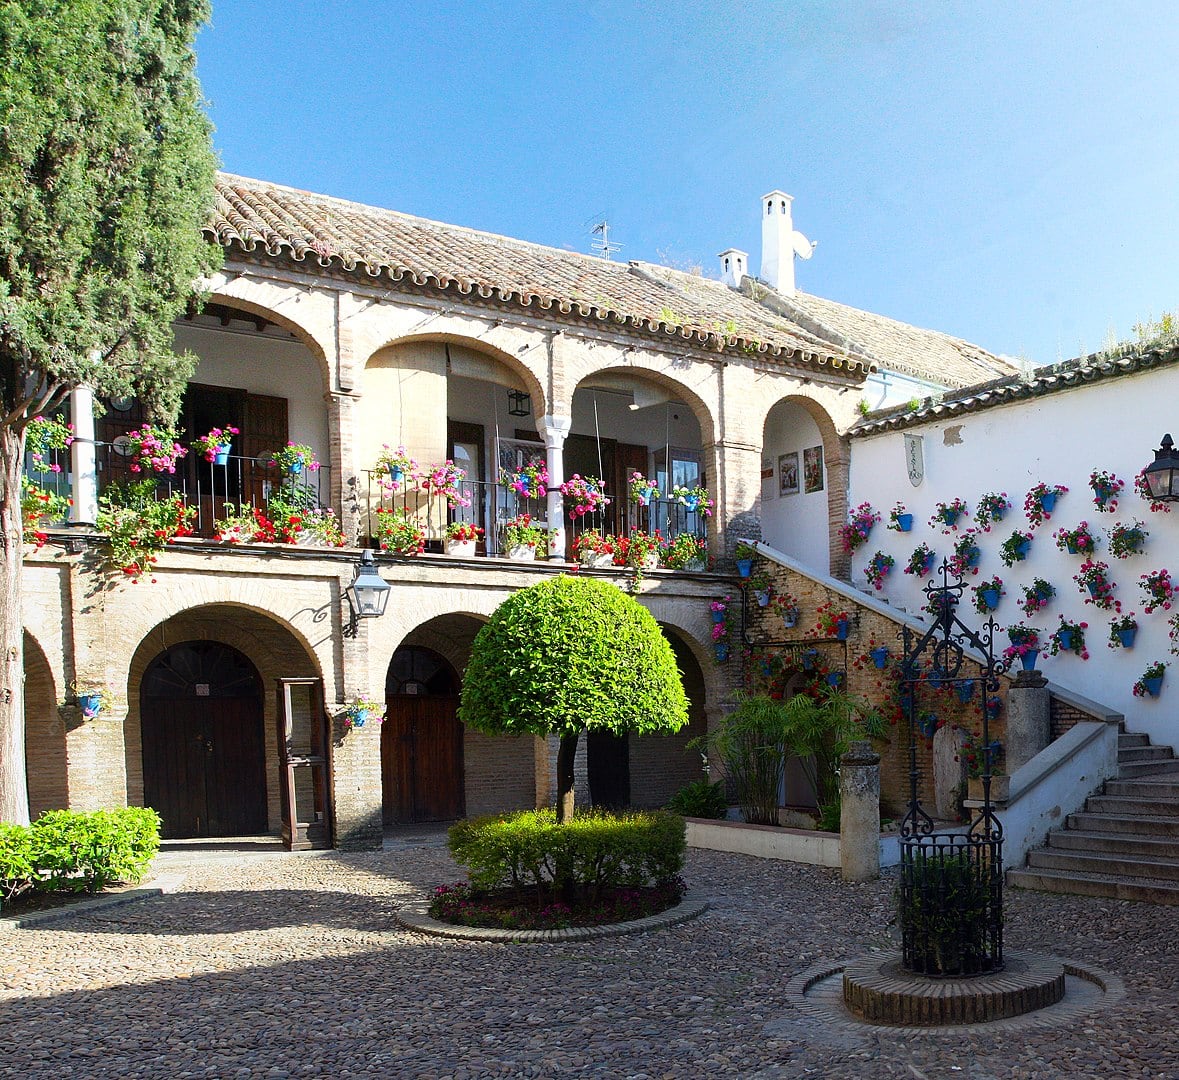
717 248 748 288
760 190 814 296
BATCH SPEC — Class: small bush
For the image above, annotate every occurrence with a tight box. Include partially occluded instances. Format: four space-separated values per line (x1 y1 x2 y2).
0 807 161 909
447 809 686 903
667 779 728 819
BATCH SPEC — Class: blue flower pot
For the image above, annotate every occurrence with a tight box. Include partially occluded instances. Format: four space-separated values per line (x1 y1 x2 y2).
288 460 304 475
966 547 981 568
78 693 102 718
1087 581 1101 598
896 513 913 532
941 509 960 528
736 559 754 578
827 672 844 687
213 445 231 466
957 680 976 704
388 464 405 484
1143 675 1163 697
981 588 1000 611
682 496 700 513
992 506 1007 522
639 486 655 504
712 610 726 624
1020 649 1040 671
928 668 947 689
1057 630 1074 652
714 643 730 663
1016 540 1031 559
802 649 818 671
1040 492 1058 514
835 616 849 640
782 609 799 629
1065 539 1079 555
1117 627 1137 648
870 647 889 669
349 709 369 728
756 590 772 607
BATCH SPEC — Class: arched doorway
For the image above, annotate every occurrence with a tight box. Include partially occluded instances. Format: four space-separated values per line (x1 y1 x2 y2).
382 646 464 824
141 641 268 839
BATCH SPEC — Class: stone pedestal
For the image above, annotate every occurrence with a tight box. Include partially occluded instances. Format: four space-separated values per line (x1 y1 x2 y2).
840 740 880 882
1006 670 1050 773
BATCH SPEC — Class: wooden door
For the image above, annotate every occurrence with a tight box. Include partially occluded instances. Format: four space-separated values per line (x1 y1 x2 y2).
242 392 289 509
587 729 631 809
382 698 464 823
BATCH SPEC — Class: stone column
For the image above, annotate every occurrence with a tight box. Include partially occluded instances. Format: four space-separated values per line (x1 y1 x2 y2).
840 739 880 882
68 385 98 526
542 413 571 561
1005 669 1050 773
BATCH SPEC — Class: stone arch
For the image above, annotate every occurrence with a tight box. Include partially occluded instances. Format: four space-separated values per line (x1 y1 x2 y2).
761 392 848 577
24 631 66 819
125 604 322 834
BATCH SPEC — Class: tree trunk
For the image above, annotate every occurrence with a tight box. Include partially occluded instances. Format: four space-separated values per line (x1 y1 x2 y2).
0 423 29 824
555 731 579 823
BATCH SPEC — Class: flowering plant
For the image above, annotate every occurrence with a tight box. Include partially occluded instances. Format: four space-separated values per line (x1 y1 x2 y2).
621 529 664 570
68 681 116 717
1075 559 1120 611
1053 522 1095 556
571 528 616 561
1089 469 1124 512
191 425 240 463
1109 612 1139 648
930 498 969 533
671 485 714 517
97 479 195 581
502 456 548 499
999 530 1033 566
662 532 707 569
1134 469 1172 514
1139 568 1175 613
374 507 426 556
958 730 1003 779
272 505 345 546
1002 624 1041 665
948 529 982 577
904 543 936 577
25 415 74 473
770 591 799 618
340 697 386 729
627 471 661 505
445 521 484 543
1049 615 1090 659
21 476 70 547
974 492 1010 532
502 514 553 556
560 474 610 519
1133 661 1168 698
972 575 1005 614
421 460 471 507
839 501 880 553
864 551 894 590
270 442 320 474
709 595 731 616
1107 520 1147 559
375 445 419 489
887 501 911 531
1019 577 1055 616
710 597 731 643
814 598 850 638
1024 482 1067 528
214 504 270 544
123 423 187 474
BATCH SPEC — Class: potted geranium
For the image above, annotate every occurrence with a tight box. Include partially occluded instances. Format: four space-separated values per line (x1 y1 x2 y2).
502 514 552 560
374 507 426 556
69 681 115 719
770 592 800 628
1089 469 1124 513
1053 522 1095 556
340 697 386 729
1003 624 1042 671
930 498 969 533
662 532 707 571
628 471 661 506
122 423 187 474
749 570 773 606
972 575 1005 613
948 529 982 577
560 474 610 519
375 445 418 489
904 543 936 577
1024 482 1067 527
710 599 731 662
1108 612 1139 650
214 504 266 544
734 540 757 577
1139 568 1174 613
191 425 240 466
671 484 714 516
1108 520 1147 559
572 528 616 567
1133 660 1168 698
814 598 850 640
864 551 894 590
20 475 70 547
1075 559 1119 611
25 414 74 474
887 501 913 532
421 460 471 508
1049 615 1090 659
270 442 320 475
445 521 484 557
999 530 1033 566
974 492 1010 532
839 501 880 553
624 530 664 576
286 506 346 547
502 456 548 500
97 480 196 582
1019 577 1055 617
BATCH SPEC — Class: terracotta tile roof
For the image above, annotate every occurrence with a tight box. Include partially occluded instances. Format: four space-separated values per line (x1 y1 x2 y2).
851 344 1179 437
207 172 1009 385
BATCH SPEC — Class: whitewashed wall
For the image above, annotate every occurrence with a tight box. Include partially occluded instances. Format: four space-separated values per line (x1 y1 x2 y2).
849 363 1179 749
762 400 828 569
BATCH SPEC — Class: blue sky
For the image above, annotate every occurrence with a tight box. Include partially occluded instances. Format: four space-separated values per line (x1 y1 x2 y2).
196 2 1179 367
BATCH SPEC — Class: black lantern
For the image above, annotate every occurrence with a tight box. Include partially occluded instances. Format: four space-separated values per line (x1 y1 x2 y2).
344 549 390 632
1143 434 1179 502
507 389 531 417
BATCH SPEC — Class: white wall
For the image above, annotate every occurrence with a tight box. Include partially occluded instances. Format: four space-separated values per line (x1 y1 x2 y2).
849 363 1179 748
762 400 828 570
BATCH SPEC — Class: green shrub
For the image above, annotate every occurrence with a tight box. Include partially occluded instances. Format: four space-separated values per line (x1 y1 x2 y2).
447 809 686 903
0 807 161 908
898 846 994 976
667 779 728 819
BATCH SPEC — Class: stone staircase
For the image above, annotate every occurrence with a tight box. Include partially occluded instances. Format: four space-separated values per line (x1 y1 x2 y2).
1008 728 1179 905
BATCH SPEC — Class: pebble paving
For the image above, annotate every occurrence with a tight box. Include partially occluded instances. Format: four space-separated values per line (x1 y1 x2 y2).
1 839 1176 1079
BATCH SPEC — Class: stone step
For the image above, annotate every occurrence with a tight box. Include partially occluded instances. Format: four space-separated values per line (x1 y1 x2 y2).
1048 829 1179 859
1105 777 1179 799
1118 760 1179 779
1117 745 1175 763
1067 811 1179 837
1026 848 1179 882
1118 732 1151 748
1007 867 1179 905
1085 794 1179 817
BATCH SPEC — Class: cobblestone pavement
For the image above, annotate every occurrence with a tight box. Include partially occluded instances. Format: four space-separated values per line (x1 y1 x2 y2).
1 841 1176 1079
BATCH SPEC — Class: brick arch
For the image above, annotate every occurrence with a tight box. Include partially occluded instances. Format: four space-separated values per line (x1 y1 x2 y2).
568 363 717 446
24 630 66 819
123 603 322 832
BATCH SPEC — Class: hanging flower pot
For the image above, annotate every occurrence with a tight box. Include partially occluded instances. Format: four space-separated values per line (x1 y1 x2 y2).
711 609 726 624
896 513 913 532
1040 492 1058 514
1143 675 1164 697
736 559 754 577
1020 649 1040 671
213 445 232 466
78 693 103 718
1117 626 1138 648
928 667 948 689
714 642 731 663
869 646 889 669
942 509 960 528
957 679 976 704
826 671 845 687
801 648 818 671
1057 629 1074 652
781 607 799 629
834 615 850 640
388 464 405 485
981 588 1000 611
756 589 772 607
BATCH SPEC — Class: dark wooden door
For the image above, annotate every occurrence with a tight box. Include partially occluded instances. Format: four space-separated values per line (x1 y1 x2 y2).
382 698 464 824
587 729 631 809
141 642 268 839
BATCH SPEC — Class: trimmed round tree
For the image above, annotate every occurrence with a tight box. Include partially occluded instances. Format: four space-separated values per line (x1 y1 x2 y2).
459 575 689 821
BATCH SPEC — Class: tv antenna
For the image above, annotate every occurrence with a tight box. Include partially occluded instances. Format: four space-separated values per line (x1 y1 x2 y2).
591 220 622 261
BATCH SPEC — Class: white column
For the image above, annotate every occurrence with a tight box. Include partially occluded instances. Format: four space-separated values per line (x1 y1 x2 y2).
69 385 99 526
542 414 571 561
